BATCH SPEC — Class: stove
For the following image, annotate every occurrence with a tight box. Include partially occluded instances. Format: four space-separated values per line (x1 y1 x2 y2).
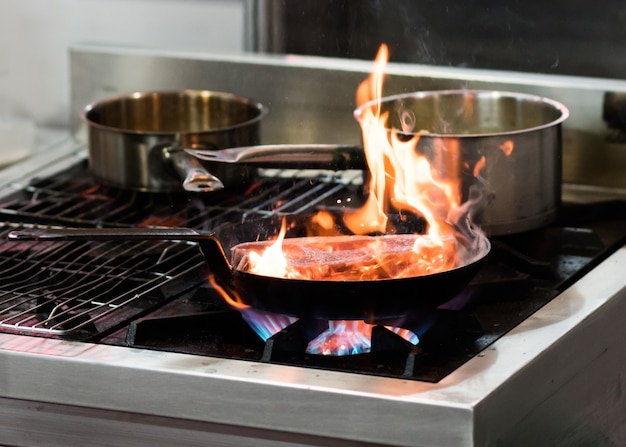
1 45 625 447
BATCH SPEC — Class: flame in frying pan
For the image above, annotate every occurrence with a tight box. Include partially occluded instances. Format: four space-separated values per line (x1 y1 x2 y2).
238 44 488 281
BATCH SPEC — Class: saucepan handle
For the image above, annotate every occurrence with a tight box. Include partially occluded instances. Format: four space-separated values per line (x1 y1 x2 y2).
186 144 367 170
163 147 225 192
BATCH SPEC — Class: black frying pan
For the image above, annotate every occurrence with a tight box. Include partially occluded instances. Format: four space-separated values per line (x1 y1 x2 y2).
8 224 489 320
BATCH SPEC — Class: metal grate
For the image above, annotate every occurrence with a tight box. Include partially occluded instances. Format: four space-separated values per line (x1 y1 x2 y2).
0 161 363 339
0 222 206 338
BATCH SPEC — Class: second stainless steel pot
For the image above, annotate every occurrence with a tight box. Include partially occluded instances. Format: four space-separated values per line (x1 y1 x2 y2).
83 90 267 193
354 90 570 235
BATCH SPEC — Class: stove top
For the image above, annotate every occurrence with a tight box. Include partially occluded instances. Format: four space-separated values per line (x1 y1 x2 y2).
1 159 625 384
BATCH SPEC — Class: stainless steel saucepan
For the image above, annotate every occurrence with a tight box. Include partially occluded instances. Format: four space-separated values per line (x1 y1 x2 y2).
354 90 569 235
83 89 267 193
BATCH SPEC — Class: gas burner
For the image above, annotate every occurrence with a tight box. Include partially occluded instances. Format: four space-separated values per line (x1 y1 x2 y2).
122 290 485 382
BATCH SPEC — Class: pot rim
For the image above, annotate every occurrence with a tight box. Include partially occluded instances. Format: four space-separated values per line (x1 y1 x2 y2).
81 89 268 136
353 89 570 138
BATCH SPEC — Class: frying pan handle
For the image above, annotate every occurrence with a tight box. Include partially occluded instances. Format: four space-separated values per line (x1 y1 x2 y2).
7 227 206 241
196 238 238 292
164 148 225 192
7 227 236 288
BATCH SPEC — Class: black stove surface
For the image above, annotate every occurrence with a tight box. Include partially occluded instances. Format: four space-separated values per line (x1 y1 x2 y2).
103 207 626 382
1 160 625 382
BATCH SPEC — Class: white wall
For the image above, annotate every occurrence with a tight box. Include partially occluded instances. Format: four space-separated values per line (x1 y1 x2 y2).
0 0 247 127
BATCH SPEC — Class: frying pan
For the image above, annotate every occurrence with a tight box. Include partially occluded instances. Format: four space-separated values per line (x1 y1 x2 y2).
8 223 490 320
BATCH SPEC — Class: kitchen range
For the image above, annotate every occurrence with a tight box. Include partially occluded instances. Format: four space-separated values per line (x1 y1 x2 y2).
0 44 625 447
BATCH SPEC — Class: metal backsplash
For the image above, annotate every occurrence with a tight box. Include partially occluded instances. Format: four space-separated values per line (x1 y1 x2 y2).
70 43 626 192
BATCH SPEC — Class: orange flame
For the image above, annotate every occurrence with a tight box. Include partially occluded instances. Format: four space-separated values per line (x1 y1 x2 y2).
245 219 289 277
230 44 486 282
473 155 487 178
344 43 461 271
208 274 250 310
499 140 514 156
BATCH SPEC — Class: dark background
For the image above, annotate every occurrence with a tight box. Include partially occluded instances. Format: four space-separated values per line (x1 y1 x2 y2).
268 0 626 79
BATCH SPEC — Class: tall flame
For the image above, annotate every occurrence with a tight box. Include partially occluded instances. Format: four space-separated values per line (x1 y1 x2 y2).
354 45 453 232
345 43 462 272
236 43 487 282
245 219 289 278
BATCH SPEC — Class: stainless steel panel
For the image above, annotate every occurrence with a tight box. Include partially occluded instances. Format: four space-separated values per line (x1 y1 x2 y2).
0 397 388 447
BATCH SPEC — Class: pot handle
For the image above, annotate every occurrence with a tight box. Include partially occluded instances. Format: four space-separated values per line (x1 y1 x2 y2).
164 148 225 192
186 144 367 170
